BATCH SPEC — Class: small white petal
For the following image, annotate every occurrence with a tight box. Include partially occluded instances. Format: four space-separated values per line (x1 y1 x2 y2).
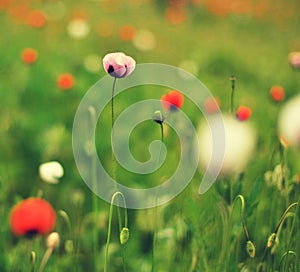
39 161 64 184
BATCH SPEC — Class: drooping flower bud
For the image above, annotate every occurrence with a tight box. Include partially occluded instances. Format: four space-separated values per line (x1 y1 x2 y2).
120 227 130 245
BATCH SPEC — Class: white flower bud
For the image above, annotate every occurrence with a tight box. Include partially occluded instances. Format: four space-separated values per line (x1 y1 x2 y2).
46 232 60 249
39 161 64 184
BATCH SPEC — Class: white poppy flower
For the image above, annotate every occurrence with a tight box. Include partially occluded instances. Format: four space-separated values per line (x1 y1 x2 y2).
67 18 90 39
278 94 300 148
198 114 257 175
39 161 64 184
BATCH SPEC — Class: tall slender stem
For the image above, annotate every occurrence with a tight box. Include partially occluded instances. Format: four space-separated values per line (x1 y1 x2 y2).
152 122 164 272
38 248 53 272
230 75 236 114
104 192 128 272
110 77 127 271
88 106 99 271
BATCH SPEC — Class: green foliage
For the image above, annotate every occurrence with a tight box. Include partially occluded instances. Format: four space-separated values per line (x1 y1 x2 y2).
1 0 300 271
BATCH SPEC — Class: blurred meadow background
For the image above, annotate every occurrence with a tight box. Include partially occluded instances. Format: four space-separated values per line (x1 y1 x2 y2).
1 0 300 271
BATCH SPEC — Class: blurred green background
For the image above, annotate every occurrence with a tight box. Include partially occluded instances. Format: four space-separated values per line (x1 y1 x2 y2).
1 0 300 271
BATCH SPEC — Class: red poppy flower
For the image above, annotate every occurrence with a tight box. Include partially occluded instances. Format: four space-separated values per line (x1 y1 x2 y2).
9 198 56 236
57 73 75 90
161 90 184 111
165 7 186 25
21 48 38 64
26 10 47 28
270 85 285 102
237 105 252 121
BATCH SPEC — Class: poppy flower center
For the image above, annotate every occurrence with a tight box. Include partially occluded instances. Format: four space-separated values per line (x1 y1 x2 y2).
25 229 39 238
108 65 114 74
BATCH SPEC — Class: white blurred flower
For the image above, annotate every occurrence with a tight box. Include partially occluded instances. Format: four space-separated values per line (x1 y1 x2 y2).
83 54 101 73
278 94 300 148
132 29 156 51
178 59 199 77
197 115 256 175
39 161 64 184
67 18 90 39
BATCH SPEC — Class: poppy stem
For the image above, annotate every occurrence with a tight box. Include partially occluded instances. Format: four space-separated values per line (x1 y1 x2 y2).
110 77 127 272
104 192 128 272
88 106 100 271
230 75 236 114
234 195 250 240
38 248 53 272
30 251 36 272
152 120 165 272
111 77 118 191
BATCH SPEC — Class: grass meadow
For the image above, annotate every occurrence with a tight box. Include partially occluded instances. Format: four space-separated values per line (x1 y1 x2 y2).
1 0 300 271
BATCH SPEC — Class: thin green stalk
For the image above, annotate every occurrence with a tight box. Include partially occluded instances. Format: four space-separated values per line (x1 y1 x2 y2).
88 106 99 271
104 192 128 272
278 251 297 271
110 77 126 270
234 195 250 240
30 251 36 272
230 75 236 114
152 121 164 272
283 197 299 271
38 248 53 272
261 202 298 262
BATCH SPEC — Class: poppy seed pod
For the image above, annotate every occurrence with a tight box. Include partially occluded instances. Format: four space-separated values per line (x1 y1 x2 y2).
103 52 136 78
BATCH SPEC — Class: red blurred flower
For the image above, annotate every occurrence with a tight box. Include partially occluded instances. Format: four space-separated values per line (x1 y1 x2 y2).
119 24 136 41
21 48 38 64
161 90 184 111
237 105 252 121
103 52 136 78
270 85 285 102
10 198 56 236
26 10 47 28
57 73 75 90
165 7 186 25
204 97 221 114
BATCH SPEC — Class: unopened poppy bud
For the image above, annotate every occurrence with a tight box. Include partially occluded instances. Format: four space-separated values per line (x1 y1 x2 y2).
153 110 164 125
267 233 276 248
47 232 60 249
65 240 74 254
120 227 130 245
246 240 255 258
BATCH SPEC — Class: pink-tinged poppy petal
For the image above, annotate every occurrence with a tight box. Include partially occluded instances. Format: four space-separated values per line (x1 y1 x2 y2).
103 52 136 78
